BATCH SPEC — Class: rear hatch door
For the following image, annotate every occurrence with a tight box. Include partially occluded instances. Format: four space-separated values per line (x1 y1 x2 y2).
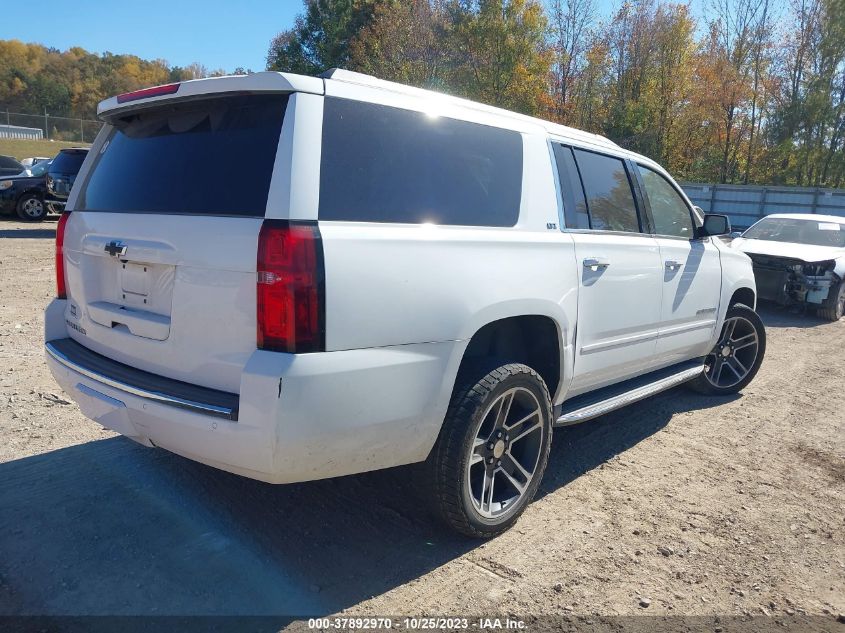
61 93 290 393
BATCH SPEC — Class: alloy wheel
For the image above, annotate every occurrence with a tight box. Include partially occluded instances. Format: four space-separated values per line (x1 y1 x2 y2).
704 316 760 389
465 386 546 520
21 197 44 219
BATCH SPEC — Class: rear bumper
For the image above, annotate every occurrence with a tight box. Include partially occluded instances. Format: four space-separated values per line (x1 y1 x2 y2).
44 299 460 483
46 338 239 420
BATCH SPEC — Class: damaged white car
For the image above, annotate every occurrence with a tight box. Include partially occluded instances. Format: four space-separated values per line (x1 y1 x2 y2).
732 213 845 321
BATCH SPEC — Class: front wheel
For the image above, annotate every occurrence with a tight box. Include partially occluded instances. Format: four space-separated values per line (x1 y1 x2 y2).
818 280 845 321
16 193 47 222
425 363 552 538
688 304 766 395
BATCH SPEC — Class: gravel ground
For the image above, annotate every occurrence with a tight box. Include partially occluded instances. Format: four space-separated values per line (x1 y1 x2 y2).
0 218 843 624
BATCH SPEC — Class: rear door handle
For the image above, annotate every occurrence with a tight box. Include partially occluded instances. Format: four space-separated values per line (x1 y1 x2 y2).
583 257 610 270
665 260 683 271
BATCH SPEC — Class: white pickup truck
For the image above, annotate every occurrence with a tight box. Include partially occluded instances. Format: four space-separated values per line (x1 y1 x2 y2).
44 69 765 537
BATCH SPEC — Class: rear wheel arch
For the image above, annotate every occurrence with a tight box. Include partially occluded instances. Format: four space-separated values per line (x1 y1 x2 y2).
457 315 562 400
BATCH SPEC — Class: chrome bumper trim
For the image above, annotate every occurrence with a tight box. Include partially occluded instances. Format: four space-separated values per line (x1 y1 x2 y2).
45 341 236 420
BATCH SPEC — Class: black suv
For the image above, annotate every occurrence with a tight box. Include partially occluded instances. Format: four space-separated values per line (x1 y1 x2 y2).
0 159 52 221
46 148 89 210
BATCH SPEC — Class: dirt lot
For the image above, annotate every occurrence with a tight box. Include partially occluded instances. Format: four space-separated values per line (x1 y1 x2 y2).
0 218 843 624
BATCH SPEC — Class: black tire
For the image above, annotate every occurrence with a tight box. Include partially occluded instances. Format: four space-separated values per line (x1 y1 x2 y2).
688 303 766 395
817 279 845 321
425 362 552 538
16 193 47 222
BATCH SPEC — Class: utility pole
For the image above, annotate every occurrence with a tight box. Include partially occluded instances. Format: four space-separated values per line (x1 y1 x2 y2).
80 118 84 143
44 108 48 140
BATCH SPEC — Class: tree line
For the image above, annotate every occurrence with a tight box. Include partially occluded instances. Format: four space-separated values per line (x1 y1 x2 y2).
1 0 841 187
0 39 244 124
268 0 845 187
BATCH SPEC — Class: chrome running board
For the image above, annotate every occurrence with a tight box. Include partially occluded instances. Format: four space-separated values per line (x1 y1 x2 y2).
556 364 704 427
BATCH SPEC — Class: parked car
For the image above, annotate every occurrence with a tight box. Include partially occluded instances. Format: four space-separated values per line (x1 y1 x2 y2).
0 159 53 221
732 213 845 320
21 156 51 170
44 71 765 537
0 154 25 178
46 148 88 210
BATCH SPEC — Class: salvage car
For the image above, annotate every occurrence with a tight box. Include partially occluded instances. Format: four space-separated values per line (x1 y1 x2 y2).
0 159 52 221
46 148 88 211
44 71 765 537
732 213 845 321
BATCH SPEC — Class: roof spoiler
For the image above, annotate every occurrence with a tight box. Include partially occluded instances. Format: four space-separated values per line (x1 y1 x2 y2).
97 72 324 120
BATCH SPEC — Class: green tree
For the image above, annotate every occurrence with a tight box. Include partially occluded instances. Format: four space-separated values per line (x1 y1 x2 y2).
349 0 449 88
266 0 381 74
447 0 552 115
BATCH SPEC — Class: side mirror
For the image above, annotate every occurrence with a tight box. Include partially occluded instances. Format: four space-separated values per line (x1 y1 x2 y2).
701 214 731 237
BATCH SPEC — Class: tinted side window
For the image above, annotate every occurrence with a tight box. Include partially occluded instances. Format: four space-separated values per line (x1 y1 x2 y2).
639 166 694 238
573 149 640 233
319 98 522 226
552 144 589 229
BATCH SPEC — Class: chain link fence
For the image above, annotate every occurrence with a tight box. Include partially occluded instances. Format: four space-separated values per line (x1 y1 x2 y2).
1 109 102 144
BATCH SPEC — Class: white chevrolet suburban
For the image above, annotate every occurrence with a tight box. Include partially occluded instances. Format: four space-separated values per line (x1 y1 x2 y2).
44 69 765 537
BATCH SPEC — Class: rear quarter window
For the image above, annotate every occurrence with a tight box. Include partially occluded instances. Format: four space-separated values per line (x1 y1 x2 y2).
78 94 288 216
318 98 523 227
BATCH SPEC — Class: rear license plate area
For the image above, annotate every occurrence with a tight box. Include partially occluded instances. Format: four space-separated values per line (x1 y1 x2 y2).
120 262 150 307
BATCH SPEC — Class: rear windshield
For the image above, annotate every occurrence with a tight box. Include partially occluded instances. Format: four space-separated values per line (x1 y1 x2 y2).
743 217 845 248
319 98 523 227
50 151 87 174
78 94 288 216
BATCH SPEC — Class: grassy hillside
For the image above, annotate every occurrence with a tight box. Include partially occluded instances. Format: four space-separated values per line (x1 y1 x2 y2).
0 139 90 162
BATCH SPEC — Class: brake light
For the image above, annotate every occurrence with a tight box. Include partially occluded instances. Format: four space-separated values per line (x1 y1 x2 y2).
257 221 325 353
56 211 71 299
116 83 180 104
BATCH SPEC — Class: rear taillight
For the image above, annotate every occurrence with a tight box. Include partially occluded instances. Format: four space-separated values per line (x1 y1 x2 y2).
56 211 71 299
256 221 325 353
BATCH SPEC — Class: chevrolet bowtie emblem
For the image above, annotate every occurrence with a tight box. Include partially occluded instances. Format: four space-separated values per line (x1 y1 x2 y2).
104 240 127 257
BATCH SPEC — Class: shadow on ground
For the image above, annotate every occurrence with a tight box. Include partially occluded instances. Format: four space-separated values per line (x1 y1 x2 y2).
0 226 56 240
0 388 735 617
756 302 832 329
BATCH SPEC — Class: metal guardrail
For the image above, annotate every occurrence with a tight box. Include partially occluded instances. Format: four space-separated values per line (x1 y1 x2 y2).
681 182 845 230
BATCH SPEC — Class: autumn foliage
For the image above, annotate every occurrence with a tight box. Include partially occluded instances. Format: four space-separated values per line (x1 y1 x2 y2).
268 0 845 187
1 0 841 188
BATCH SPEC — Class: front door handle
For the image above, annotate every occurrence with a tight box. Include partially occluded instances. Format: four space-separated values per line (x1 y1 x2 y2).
583 257 611 270
665 260 683 271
